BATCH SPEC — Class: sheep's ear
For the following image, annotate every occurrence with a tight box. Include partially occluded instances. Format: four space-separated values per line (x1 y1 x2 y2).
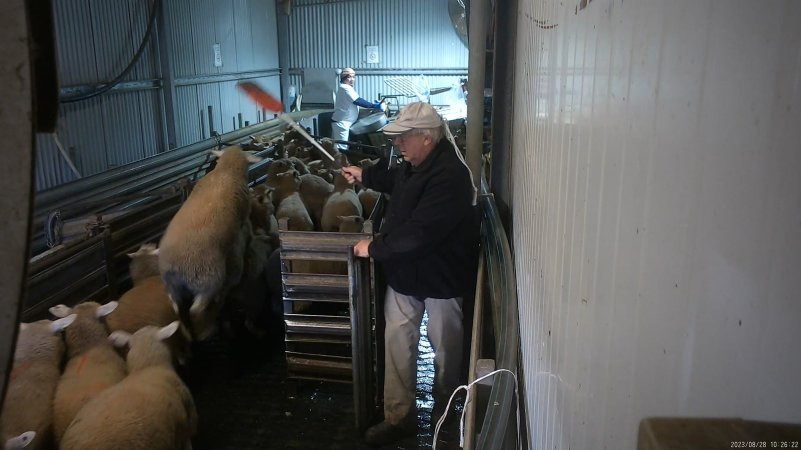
96 301 118 318
245 152 262 163
50 314 77 333
157 321 180 341
167 294 179 313
190 297 209 314
211 149 224 158
108 331 131 348
6 431 36 449
149 247 159 255
19 322 27 332
49 304 72 318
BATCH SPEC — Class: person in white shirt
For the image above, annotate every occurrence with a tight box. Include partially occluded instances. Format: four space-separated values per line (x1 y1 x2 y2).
331 68 385 150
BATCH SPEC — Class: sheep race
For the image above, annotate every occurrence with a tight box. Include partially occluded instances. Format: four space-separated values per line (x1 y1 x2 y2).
1 126 385 450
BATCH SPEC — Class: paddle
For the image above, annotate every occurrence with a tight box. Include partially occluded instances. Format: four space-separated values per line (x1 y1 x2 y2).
237 81 335 162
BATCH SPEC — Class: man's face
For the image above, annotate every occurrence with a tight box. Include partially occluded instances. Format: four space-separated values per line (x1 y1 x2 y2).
393 130 433 167
344 74 355 86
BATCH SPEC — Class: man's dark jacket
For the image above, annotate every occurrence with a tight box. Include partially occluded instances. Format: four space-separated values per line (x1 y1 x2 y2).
362 139 480 299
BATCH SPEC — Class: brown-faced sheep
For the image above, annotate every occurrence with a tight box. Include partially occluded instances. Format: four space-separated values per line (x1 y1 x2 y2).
59 322 197 450
1 316 75 450
51 301 126 444
158 146 260 341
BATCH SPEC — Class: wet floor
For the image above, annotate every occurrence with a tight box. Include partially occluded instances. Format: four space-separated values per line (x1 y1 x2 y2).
184 314 465 450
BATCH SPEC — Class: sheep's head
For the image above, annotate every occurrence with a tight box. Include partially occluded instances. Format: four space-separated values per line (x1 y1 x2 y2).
127 243 160 284
14 315 75 362
50 301 117 357
110 321 181 371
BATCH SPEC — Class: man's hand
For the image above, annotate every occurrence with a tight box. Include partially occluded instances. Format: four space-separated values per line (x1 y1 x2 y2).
341 165 363 184
353 239 371 258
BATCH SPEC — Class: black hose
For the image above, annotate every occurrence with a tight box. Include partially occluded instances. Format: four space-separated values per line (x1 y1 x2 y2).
60 0 161 103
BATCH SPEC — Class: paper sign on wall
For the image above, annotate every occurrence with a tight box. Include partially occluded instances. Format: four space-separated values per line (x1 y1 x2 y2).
366 46 379 64
213 43 222 67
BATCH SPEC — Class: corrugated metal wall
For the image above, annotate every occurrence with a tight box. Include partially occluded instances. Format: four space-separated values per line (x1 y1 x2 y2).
35 0 279 191
286 0 468 109
511 0 801 448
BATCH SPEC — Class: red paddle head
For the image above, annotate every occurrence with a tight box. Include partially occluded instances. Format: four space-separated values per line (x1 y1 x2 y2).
237 81 284 113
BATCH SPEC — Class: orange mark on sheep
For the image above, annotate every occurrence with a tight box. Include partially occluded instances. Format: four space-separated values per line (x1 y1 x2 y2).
9 361 32 382
75 353 89 375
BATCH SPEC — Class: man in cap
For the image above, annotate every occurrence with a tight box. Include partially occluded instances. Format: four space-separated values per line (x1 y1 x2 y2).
341 102 480 446
331 67 385 150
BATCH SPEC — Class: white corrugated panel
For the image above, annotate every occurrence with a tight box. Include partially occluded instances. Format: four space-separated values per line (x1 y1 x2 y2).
511 0 801 448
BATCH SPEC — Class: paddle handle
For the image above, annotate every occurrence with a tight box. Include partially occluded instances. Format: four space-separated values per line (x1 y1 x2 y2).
277 115 335 162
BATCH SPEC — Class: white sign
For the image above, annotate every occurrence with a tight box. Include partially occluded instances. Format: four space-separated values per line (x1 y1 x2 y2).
366 45 379 64
213 43 222 67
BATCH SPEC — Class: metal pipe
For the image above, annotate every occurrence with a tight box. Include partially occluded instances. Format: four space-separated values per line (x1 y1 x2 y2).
33 114 302 212
466 0 489 195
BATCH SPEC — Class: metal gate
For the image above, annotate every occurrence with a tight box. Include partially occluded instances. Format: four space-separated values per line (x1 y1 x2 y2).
277 218 381 432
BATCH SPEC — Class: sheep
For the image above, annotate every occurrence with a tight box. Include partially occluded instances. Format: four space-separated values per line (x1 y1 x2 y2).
274 171 314 232
59 322 197 450
287 156 309 175
299 173 334 230
105 244 192 365
320 173 363 232
337 215 365 233
50 301 126 444
126 243 159 283
264 158 294 186
158 146 260 341
357 188 381 219
249 186 272 235
1 316 75 450
250 185 279 245
223 234 274 339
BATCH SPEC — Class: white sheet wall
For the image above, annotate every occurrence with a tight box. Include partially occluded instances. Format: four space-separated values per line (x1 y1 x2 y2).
510 0 801 448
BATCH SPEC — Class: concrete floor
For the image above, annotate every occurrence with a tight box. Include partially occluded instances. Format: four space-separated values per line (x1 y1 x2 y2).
184 314 465 450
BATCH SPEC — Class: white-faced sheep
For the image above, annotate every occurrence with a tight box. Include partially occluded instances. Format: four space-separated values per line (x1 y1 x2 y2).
1 316 75 450
357 189 381 219
299 173 334 230
158 146 260 341
320 173 362 232
50 301 126 444
274 171 314 232
59 322 197 450
105 244 192 365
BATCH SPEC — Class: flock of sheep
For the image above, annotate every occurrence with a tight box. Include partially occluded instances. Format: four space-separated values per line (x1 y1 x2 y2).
1 128 383 450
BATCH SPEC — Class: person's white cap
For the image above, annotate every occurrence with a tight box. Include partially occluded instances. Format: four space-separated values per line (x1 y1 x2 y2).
381 102 442 135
